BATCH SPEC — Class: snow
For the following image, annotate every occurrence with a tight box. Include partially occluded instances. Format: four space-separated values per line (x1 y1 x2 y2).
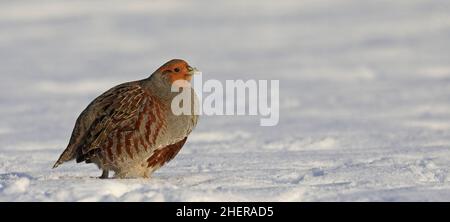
1 0 450 201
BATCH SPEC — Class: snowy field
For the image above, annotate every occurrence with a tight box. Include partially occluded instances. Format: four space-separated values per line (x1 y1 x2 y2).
1 0 450 201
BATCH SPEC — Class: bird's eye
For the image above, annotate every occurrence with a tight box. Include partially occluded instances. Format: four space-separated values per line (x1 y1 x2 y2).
174 68 180 72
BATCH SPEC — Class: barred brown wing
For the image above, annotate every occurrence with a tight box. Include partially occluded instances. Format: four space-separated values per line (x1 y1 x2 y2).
53 82 142 167
78 83 167 164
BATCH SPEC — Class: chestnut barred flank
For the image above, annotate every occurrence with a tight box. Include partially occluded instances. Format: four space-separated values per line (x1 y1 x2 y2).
53 59 199 178
147 137 187 169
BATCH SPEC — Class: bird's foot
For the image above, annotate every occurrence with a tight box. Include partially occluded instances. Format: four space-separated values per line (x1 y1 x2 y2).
99 170 109 179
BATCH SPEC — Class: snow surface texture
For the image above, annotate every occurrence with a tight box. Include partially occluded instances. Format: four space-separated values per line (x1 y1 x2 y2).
1 0 450 201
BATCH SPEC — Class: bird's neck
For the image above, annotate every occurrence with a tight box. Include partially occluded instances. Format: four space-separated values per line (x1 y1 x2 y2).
143 75 184 102
143 75 198 117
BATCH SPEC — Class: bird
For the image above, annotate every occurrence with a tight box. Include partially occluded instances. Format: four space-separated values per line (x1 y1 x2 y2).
53 59 200 179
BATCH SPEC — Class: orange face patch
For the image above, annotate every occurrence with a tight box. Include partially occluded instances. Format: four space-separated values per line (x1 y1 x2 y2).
169 71 192 83
168 68 193 88
156 59 195 87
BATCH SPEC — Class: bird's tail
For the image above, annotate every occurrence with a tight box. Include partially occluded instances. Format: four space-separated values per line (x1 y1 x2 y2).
52 145 77 168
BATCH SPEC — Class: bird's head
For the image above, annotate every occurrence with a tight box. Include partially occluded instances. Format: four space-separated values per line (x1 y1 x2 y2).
152 59 200 88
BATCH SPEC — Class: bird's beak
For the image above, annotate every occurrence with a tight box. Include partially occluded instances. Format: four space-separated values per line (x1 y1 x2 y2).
187 66 201 76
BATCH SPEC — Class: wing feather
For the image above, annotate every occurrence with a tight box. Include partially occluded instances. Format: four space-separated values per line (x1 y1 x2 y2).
77 85 151 162
53 81 144 168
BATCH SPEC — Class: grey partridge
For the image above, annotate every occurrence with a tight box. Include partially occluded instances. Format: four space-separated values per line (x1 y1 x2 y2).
53 59 199 178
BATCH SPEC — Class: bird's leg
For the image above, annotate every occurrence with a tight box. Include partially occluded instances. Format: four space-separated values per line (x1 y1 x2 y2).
99 170 109 179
